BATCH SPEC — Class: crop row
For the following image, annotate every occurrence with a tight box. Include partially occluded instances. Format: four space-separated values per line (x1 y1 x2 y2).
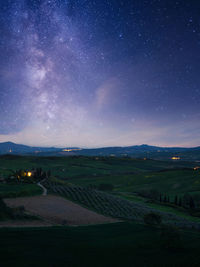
42 180 200 230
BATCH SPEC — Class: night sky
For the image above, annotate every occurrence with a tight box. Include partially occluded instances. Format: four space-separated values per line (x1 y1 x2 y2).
0 0 200 147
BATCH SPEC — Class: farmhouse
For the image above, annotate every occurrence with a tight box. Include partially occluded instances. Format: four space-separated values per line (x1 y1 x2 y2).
194 166 200 170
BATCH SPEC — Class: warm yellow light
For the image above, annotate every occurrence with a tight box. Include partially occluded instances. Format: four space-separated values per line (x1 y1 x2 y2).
171 157 180 160
194 167 200 170
62 148 82 152
27 172 32 177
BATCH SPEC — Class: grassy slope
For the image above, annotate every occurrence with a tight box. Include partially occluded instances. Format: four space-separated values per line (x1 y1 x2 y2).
67 169 200 196
0 155 197 178
1 222 200 267
116 192 200 222
0 184 42 198
52 158 200 222
1 155 200 221
0 156 200 266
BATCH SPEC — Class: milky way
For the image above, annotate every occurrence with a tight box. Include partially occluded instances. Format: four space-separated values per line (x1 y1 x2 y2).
0 0 200 147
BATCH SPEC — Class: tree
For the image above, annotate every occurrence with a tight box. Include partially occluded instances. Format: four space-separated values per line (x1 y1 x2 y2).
138 189 159 201
0 197 13 220
178 197 182 207
149 189 160 201
36 168 42 178
47 170 51 178
183 193 190 207
11 169 23 180
189 197 195 209
174 195 178 205
98 184 114 191
42 172 47 179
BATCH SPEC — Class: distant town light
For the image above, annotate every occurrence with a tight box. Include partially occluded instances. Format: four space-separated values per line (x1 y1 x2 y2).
171 156 180 160
194 167 200 170
62 148 82 152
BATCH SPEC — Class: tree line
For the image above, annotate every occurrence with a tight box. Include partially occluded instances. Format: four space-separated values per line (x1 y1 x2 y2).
138 189 197 210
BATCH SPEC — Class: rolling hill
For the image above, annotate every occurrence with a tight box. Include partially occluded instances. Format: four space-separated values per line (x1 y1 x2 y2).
0 142 200 160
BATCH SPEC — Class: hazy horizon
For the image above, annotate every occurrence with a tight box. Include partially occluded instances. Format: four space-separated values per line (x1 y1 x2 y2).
0 140 199 150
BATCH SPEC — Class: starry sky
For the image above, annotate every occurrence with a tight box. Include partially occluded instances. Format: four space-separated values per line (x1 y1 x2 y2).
0 0 200 148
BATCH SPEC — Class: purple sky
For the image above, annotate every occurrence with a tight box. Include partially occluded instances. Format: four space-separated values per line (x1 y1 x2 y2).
0 0 200 147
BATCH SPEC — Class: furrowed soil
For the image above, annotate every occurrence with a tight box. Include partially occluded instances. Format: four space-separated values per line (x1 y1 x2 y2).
4 195 118 226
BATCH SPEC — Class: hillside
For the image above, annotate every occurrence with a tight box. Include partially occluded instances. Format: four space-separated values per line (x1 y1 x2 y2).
0 142 200 160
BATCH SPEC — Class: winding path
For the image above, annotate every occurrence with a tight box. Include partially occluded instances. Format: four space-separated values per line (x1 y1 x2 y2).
37 180 47 196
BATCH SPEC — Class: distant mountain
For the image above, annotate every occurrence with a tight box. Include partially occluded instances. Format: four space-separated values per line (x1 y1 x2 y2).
77 144 198 157
0 142 200 161
0 142 62 155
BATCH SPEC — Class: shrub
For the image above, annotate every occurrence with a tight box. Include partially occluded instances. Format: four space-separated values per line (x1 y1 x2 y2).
0 197 13 220
98 183 114 191
143 212 162 225
138 189 160 201
12 206 26 219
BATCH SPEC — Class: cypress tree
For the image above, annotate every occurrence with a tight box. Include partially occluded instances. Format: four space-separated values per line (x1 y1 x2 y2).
47 170 51 178
178 197 182 207
174 195 178 205
189 197 195 209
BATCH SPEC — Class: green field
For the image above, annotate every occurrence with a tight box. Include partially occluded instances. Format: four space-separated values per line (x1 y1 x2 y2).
0 155 197 179
1 155 200 221
0 222 200 267
1 155 199 198
68 169 200 196
59 159 200 223
1 155 200 266
0 183 42 198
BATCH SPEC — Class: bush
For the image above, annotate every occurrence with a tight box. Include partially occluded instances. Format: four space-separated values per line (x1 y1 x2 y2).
160 225 183 251
12 206 25 219
138 189 160 201
98 183 114 191
0 197 13 220
144 212 162 225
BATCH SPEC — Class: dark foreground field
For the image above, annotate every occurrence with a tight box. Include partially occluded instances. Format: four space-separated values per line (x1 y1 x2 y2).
1 222 200 267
